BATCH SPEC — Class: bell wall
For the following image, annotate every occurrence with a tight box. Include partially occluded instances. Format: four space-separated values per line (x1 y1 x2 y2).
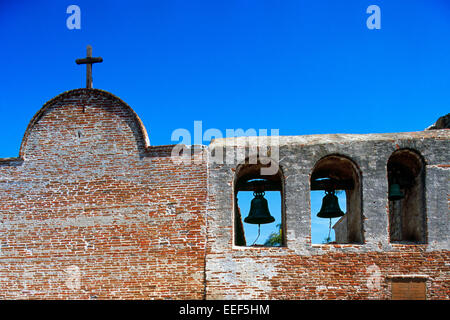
206 133 449 299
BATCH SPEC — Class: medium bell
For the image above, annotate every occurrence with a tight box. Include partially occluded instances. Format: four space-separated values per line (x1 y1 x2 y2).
317 190 345 219
244 191 275 225
388 183 404 201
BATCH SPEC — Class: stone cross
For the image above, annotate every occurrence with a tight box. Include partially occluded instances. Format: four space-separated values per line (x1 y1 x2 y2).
75 45 103 89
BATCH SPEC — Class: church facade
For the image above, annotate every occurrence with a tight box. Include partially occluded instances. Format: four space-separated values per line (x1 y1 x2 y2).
0 88 448 299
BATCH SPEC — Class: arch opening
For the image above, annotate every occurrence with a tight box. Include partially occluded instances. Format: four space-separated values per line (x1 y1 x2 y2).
233 159 285 247
310 155 364 244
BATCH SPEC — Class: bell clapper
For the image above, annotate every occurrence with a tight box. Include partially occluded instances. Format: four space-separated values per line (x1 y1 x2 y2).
326 187 332 243
251 224 261 246
326 218 332 243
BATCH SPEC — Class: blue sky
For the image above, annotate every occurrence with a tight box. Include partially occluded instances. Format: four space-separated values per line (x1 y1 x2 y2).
1 1 449 243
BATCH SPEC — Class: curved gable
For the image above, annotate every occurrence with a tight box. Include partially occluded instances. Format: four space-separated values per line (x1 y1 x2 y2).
19 89 150 160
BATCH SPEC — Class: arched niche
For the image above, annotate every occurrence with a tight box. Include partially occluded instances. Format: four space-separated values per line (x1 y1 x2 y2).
387 149 426 243
310 155 364 244
233 158 285 247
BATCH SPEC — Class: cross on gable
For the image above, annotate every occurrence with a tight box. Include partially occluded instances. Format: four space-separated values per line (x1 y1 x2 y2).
75 45 103 89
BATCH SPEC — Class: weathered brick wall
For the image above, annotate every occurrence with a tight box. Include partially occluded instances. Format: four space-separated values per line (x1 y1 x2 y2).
206 133 450 299
0 88 448 300
0 89 207 299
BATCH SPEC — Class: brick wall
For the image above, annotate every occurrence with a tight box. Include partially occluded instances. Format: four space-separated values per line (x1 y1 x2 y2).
0 89 207 299
0 88 448 300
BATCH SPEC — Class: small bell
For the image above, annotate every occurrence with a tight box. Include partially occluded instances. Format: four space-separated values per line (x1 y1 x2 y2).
244 191 275 225
388 183 404 201
317 190 345 219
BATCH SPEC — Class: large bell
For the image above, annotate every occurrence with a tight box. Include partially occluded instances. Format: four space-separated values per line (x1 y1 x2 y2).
244 191 275 225
317 190 345 219
388 183 404 201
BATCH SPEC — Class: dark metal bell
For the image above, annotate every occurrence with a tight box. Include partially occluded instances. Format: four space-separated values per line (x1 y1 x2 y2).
244 192 275 224
388 183 404 201
317 190 345 219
